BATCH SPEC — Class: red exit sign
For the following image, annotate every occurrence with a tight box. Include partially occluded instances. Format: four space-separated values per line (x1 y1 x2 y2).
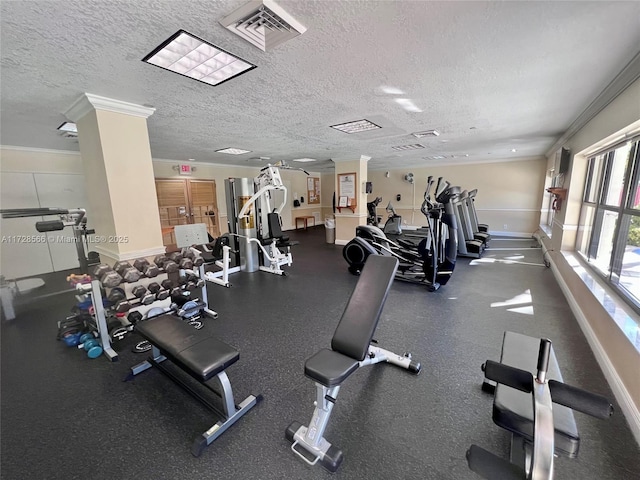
179 164 192 175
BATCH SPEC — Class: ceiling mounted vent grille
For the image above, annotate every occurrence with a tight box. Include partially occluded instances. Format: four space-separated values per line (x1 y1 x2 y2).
220 0 307 52
391 143 425 151
412 129 440 138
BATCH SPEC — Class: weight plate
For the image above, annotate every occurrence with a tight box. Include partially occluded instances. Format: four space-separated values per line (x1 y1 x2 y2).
109 326 129 342
180 301 199 319
132 341 152 353
145 307 166 319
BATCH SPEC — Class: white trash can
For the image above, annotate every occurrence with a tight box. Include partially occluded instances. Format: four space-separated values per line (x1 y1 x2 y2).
325 216 336 244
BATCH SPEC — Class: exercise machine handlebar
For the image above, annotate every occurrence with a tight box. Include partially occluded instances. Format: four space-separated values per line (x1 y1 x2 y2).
482 360 613 418
547 380 613 420
1 207 70 218
35 220 66 232
482 360 533 394
536 338 552 383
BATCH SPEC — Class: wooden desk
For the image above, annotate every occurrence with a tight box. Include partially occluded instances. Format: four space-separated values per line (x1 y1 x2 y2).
295 216 316 230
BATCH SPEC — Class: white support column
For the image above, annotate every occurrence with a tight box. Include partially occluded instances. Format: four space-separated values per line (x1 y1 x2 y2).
65 93 165 264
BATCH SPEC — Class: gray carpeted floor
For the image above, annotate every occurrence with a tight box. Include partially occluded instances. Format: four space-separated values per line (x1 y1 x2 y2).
1 228 639 479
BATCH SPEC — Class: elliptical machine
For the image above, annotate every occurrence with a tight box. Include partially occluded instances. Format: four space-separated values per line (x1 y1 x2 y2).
382 202 403 235
366 196 382 226
342 176 459 291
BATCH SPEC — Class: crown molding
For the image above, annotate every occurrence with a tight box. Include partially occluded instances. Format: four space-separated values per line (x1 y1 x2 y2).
545 51 640 158
0 145 81 155
64 93 156 122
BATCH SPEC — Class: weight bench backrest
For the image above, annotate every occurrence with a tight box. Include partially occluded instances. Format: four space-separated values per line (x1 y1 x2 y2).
331 256 398 361
267 212 283 239
211 234 230 259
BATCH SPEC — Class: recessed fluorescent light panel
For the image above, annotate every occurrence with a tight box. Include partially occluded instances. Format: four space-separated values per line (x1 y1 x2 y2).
392 144 425 151
425 155 446 160
330 119 381 134
142 30 256 86
292 158 316 163
57 122 77 133
412 130 439 138
216 148 252 155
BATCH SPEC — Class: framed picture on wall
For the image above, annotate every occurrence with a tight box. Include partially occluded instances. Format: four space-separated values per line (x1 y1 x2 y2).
307 177 320 204
337 173 357 211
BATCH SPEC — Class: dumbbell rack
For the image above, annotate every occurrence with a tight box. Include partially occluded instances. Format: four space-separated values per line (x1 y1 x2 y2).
77 262 216 362
76 280 119 362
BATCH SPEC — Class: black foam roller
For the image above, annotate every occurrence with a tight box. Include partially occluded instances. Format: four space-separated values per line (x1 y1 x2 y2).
549 380 614 419
483 360 533 393
35 220 65 232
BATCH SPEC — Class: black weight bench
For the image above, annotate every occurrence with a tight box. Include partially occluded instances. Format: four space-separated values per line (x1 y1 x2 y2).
469 332 613 479
126 314 261 457
264 212 299 248
483 331 580 460
286 255 421 472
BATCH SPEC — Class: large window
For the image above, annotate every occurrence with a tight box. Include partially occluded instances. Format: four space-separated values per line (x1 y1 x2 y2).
577 139 640 312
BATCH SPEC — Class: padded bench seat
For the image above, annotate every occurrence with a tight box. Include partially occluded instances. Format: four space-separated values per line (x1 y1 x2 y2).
305 348 360 387
493 331 579 458
135 315 239 382
128 313 259 457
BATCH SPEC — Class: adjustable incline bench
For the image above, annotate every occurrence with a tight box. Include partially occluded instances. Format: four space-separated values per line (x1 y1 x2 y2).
126 315 261 457
286 255 421 472
468 332 613 479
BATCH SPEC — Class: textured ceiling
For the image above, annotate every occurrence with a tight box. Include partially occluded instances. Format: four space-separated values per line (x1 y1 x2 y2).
1 0 640 172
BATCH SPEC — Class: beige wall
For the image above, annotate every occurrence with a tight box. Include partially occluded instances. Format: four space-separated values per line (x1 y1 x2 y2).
367 157 547 236
0 146 84 174
152 161 321 231
280 168 323 227
321 172 336 222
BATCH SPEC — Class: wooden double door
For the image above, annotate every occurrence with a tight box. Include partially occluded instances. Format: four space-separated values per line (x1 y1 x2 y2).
155 178 220 247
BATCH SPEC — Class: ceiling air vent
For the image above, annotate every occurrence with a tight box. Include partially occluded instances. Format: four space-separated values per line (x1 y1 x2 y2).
220 0 307 52
391 143 425 151
412 129 440 138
